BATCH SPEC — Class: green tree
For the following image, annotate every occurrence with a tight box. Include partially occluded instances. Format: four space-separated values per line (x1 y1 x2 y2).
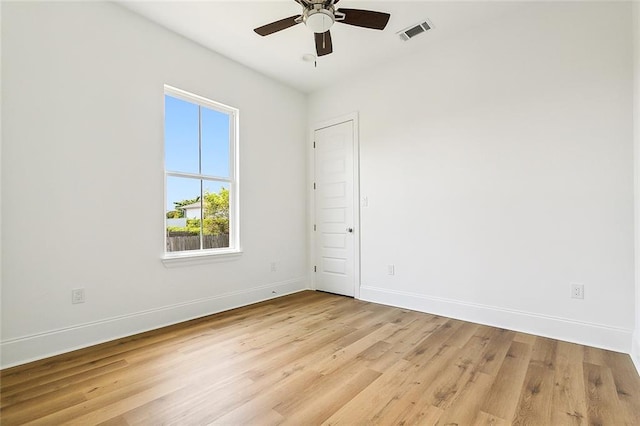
166 189 229 236
203 187 229 235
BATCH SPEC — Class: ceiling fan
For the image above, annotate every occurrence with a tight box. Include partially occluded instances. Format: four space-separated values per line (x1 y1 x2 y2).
253 0 391 57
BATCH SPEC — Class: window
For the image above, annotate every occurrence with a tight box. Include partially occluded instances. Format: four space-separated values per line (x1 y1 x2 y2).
164 85 239 257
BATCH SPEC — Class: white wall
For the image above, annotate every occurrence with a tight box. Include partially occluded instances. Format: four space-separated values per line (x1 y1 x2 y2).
633 0 640 371
0 1 4 368
310 1 635 352
1 2 308 368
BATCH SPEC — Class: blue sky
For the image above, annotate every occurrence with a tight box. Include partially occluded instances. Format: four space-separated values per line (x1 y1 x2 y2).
165 95 230 211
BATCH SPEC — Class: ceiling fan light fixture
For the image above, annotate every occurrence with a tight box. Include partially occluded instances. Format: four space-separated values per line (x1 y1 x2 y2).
304 9 335 33
253 1 391 57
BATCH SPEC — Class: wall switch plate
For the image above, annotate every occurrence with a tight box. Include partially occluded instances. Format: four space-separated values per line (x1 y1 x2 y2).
72 288 85 304
270 262 277 272
387 265 395 275
571 283 584 299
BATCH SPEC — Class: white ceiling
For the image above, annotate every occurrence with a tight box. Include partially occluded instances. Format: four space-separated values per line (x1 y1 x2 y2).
119 1 523 93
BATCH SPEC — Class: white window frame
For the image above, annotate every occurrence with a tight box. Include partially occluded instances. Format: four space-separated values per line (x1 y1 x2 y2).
162 85 241 265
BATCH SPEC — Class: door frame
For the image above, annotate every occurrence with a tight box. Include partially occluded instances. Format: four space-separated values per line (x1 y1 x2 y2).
308 112 361 298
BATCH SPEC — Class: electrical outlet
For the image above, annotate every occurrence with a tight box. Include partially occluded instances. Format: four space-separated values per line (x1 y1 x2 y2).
72 288 85 304
270 262 277 272
387 265 395 276
570 283 584 299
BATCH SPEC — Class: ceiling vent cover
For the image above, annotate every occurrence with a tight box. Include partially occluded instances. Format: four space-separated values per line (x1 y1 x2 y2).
398 21 432 41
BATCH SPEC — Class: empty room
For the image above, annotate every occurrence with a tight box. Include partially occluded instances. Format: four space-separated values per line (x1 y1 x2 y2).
1 0 640 424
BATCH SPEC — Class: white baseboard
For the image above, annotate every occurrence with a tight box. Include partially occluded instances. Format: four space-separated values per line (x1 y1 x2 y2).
359 285 633 354
1 278 308 369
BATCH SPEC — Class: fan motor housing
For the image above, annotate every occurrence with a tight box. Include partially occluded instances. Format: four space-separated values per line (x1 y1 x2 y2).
304 9 335 33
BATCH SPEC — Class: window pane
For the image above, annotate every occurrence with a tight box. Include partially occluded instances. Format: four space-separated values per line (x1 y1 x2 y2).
202 180 230 249
201 106 230 178
164 86 238 255
166 176 202 252
165 95 199 174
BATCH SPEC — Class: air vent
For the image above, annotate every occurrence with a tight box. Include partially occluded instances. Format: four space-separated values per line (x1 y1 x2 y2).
398 21 432 41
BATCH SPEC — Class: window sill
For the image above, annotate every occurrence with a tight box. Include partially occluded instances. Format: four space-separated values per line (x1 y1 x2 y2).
161 249 243 268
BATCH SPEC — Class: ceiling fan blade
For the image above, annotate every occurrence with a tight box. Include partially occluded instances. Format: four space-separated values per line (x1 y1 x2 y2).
315 30 333 56
337 8 390 30
254 15 301 36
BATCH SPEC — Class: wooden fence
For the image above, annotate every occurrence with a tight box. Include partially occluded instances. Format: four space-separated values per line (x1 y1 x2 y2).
166 234 229 252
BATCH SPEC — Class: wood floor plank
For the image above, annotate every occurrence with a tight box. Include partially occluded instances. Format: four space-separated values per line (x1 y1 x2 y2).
371 328 480 424
550 341 588 425
512 332 537 346
120 376 254 425
1 291 638 425
512 337 558 425
321 359 414 425
367 315 449 374
477 328 516 376
394 325 497 424
583 345 608 366
403 318 464 363
604 349 640 425
0 390 88 425
0 359 128 407
206 370 320 425
277 367 382 425
583 362 626 425
428 371 495 425
313 322 399 375
473 410 510 425
96 415 129 426
402 404 444 425
479 340 533 421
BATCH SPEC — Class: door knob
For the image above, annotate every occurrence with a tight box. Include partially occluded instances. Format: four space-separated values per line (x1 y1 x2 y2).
347 227 353 233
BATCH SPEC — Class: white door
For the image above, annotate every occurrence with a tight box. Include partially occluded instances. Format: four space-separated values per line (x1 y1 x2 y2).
314 120 356 297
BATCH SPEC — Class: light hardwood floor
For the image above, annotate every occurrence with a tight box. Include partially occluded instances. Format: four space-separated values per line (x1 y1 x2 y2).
1 290 639 425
